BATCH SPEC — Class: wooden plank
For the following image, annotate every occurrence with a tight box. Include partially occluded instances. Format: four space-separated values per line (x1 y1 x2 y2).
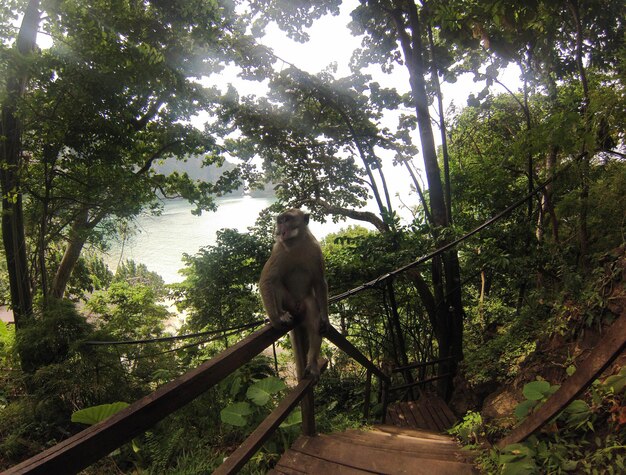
214 361 327 475
394 403 409 427
421 396 449 431
5 323 290 475
400 401 420 428
277 447 376 474
372 425 453 441
415 401 441 432
269 456 307 475
404 401 429 430
497 310 626 448
291 434 475 474
332 431 468 458
387 404 401 427
429 394 457 428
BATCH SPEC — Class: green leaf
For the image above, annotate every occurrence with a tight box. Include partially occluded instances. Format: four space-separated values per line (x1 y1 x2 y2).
280 408 302 429
523 380 551 401
566 365 576 376
246 377 286 406
500 444 537 475
563 399 591 428
220 402 253 427
514 399 538 420
230 376 242 397
604 369 626 393
561 460 578 471
71 402 129 426
502 460 537 475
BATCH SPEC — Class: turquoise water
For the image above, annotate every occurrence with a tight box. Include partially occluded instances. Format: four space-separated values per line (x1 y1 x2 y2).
104 196 275 283
103 196 355 283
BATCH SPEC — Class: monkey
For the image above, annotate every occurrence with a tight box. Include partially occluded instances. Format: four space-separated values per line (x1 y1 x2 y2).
259 208 329 382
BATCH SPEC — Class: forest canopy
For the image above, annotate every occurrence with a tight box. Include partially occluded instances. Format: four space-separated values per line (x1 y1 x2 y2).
0 0 624 473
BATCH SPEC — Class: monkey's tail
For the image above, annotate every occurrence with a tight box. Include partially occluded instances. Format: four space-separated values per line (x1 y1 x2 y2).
289 326 309 381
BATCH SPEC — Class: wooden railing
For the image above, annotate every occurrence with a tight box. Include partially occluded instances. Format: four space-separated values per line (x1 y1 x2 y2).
5 322 389 474
389 356 454 395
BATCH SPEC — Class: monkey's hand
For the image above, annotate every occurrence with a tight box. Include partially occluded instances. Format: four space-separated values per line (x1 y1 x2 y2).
270 311 294 330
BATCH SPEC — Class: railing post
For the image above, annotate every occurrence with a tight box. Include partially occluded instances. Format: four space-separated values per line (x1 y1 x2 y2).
363 369 372 420
380 376 389 424
301 387 316 436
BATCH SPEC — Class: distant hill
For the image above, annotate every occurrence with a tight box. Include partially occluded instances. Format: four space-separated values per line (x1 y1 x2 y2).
153 155 276 198
154 155 237 184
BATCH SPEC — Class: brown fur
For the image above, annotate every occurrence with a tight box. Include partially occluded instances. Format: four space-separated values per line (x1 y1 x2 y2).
259 209 329 380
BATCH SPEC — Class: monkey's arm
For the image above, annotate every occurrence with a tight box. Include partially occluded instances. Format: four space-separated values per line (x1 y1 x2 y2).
260 262 294 329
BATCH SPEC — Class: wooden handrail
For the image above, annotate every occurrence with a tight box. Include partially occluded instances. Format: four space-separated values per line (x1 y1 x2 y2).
496 310 626 448
392 356 454 373
214 360 328 475
5 322 390 474
389 373 451 392
325 325 390 384
4 323 290 475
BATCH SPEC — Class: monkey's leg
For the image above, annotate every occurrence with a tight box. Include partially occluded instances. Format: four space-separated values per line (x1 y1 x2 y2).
314 277 330 334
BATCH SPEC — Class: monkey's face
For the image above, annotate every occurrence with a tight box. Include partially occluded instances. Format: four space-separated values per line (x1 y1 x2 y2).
275 209 309 243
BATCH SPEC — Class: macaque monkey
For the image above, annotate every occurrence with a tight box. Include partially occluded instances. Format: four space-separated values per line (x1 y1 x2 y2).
259 208 329 381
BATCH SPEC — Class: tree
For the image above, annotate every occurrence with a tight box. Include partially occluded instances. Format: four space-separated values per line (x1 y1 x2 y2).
1 0 276 323
174 228 270 334
0 0 40 328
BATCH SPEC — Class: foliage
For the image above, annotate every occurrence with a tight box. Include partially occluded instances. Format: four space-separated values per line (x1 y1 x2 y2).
113 260 166 298
15 299 92 372
71 402 130 426
220 376 286 426
514 380 561 421
0 0 625 472
174 228 269 333
461 372 626 475
0 321 15 369
448 410 485 446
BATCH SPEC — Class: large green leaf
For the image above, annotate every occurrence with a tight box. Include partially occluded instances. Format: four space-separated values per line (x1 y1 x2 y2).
71 402 129 426
246 377 286 406
522 380 551 401
279 409 302 429
563 399 591 428
514 399 538 420
499 443 537 475
604 368 626 393
220 402 253 427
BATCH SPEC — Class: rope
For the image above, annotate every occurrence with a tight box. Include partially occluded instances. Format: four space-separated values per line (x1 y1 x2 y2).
83 319 266 346
117 326 252 361
329 161 574 304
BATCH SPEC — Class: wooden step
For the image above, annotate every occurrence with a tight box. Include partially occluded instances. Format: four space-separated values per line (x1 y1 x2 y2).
272 426 476 474
387 394 457 432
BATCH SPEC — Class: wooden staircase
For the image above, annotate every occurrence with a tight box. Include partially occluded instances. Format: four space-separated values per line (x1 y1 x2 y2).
270 393 475 474
269 425 475 474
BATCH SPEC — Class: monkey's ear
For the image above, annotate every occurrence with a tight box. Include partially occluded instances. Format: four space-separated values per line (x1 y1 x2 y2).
303 213 310 225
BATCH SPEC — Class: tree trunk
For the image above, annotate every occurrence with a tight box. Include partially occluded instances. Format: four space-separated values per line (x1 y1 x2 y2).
568 0 591 268
50 207 103 299
391 1 464 398
0 0 40 329
427 23 453 224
